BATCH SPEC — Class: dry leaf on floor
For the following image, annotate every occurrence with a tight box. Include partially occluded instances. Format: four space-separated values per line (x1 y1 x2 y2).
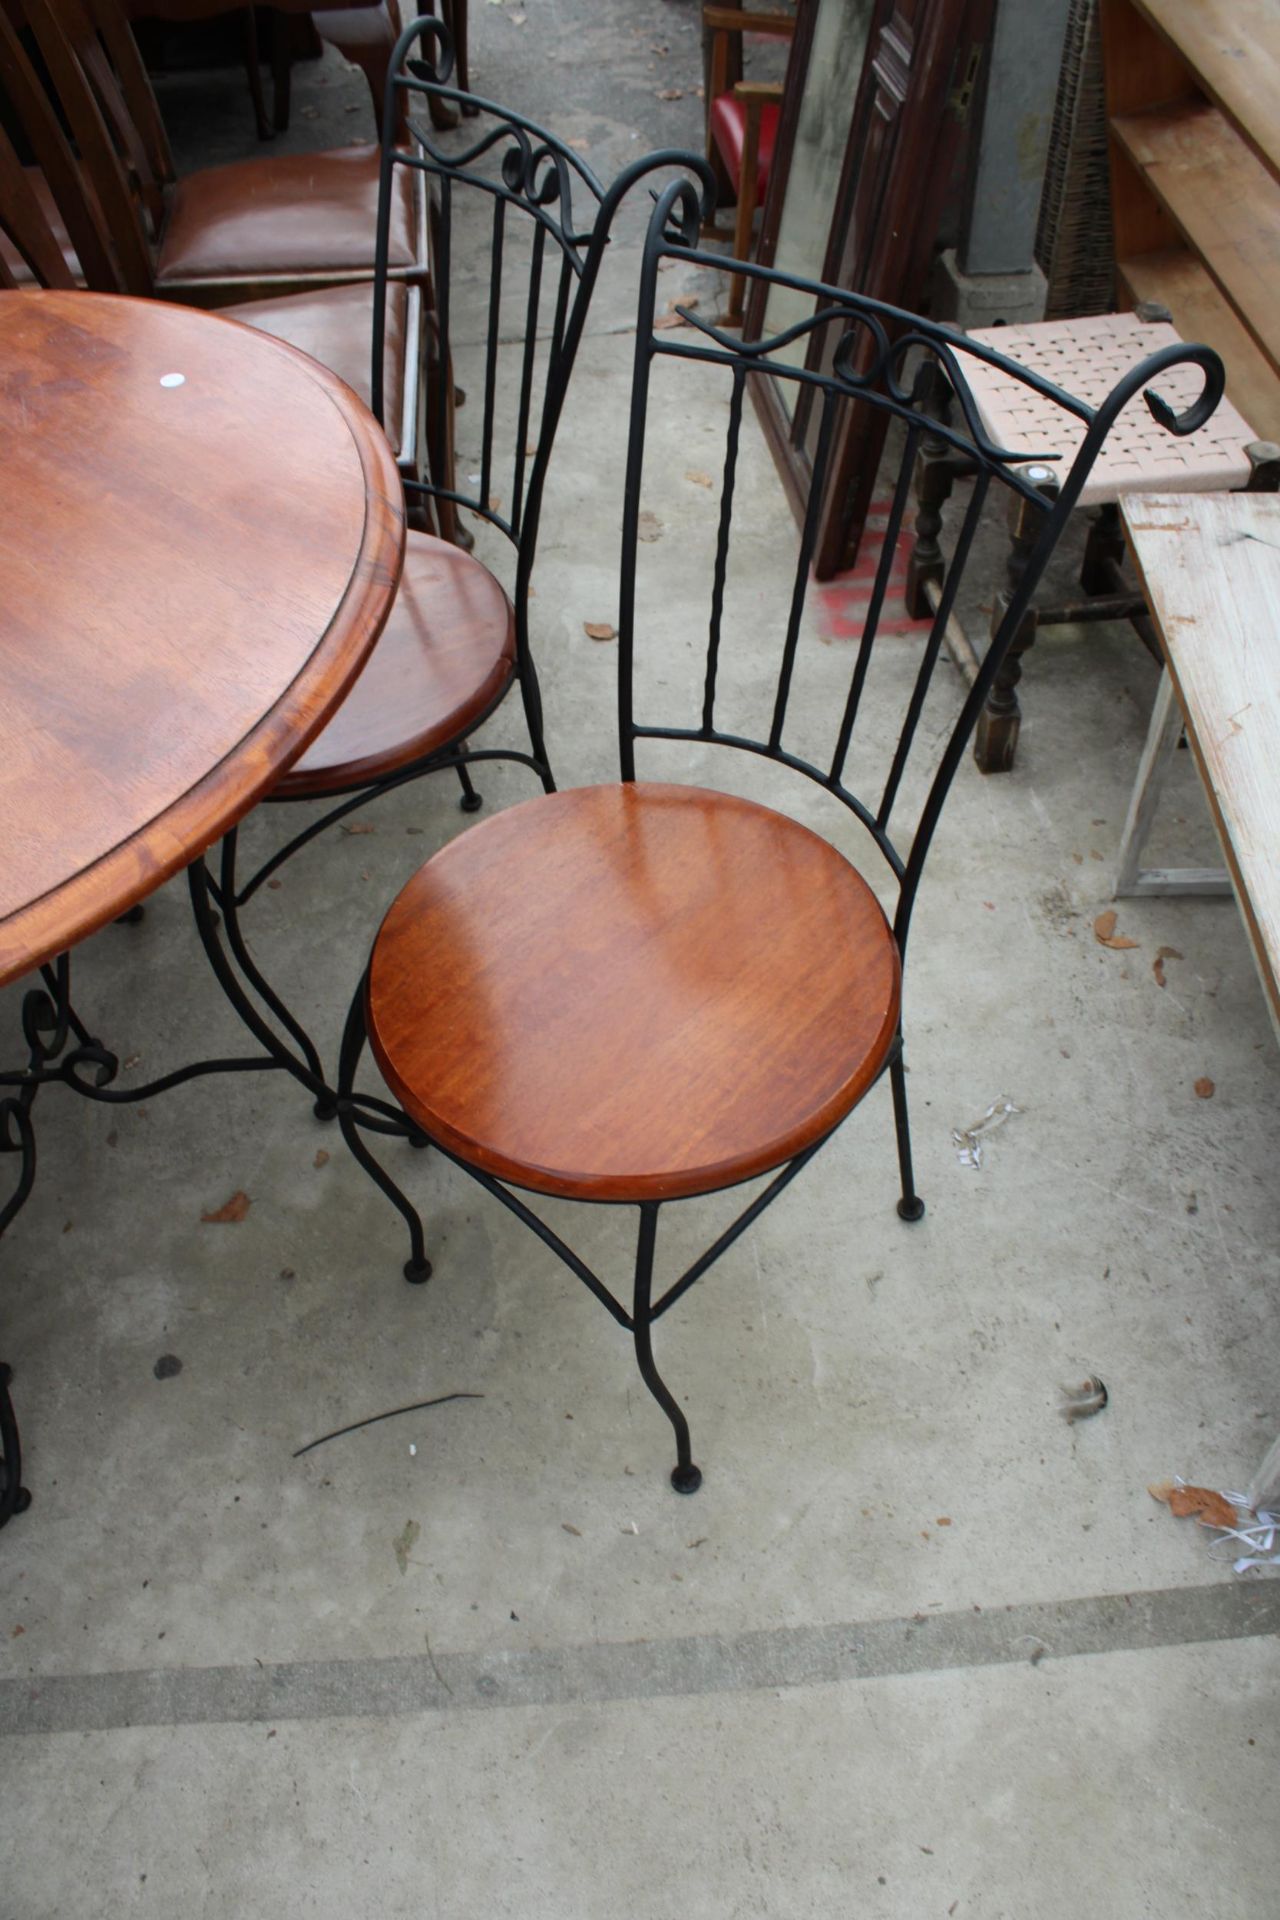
561 1522 582 1536
340 821 376 836
637 511 663 542
1093 908 1139 950
201 1191 250 1224
1148 1481 1239 1529
1152 944 1183 989
567 138 589 151
656 86 684 99
654 312 688 330
1194 1076 1215 1099
583 621 616 641
685 469 713 488
314 1149 330 1169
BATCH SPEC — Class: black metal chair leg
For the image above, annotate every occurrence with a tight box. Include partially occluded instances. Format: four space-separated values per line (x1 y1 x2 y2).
516 656 556 794
890 1049 925 1222
632 1202 701 1493
455 750 483 813
215 833 334 1117
337 976 432 1283
0 1362 31 1526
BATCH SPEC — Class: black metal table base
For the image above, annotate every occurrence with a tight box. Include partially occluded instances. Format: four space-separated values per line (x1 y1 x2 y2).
0 848 344 1528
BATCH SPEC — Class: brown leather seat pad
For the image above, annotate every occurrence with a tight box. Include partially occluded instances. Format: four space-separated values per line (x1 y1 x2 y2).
155 145 417 285
221 280 408 457
281 532 516 796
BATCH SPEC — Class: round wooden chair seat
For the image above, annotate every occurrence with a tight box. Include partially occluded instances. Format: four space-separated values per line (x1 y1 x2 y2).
280 532 515 798
366 783 902 1202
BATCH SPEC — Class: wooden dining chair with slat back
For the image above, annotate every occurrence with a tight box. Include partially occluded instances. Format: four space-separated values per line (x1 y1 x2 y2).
703 3 793 325
337 182 1225 1493
18 0 427 302
0 106 79 286
0 0 126 291
2 0 428 492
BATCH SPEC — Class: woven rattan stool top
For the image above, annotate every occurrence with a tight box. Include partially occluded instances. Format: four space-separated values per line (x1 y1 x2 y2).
964 312 1256 507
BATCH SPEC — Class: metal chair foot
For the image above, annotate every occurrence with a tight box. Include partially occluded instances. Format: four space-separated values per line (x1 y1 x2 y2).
314 1097 338 1122
338 977 431 1283
455 755 483 813
671 1461 702 1494
897 1194 926 1222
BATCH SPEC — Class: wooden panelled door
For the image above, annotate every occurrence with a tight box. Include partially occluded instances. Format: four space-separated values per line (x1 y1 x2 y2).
752 0 993 576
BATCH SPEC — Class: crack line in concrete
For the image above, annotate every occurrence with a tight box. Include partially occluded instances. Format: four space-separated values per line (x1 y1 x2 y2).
2 1581 1276 1738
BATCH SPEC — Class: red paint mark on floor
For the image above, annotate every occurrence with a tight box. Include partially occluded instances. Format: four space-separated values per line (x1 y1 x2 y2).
812 499 933 644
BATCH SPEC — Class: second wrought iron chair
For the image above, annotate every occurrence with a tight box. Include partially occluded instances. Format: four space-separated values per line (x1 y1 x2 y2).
198 23 716 1111
338 181 1223 1491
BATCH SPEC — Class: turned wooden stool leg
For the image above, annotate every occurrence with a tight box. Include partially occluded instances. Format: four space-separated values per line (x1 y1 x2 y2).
905 365 955 619
240 6 273 141
1245 440 1280 492
974 463 1060 775
724 98 761 328
1080 499 1125 594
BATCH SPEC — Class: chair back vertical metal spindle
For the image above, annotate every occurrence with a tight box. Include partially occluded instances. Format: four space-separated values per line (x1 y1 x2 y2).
478 194 505 516
769 387 839 755
702 364 747 736
876 466 991 833
618 179 1226 966
509 221 548 540
827 420 920 788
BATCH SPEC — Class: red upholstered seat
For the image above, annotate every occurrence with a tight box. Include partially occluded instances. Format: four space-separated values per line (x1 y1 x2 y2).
708 94 781 203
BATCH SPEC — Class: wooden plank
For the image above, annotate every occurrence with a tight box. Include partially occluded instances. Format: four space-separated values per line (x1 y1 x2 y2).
1118 248 1280 440
1112 667 1230 896
1125 869 1233 896
1121 492 1280 1036
1108 140 1181 263
1111 101 1280 373
1099 0 1192 118
1129 0 1280 180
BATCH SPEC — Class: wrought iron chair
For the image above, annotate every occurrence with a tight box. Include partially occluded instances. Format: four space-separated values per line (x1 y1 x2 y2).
294 190 1223 1491
196 25 719 1113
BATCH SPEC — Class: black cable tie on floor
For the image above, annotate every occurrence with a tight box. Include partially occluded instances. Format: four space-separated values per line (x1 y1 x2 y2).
293 1393 484 1459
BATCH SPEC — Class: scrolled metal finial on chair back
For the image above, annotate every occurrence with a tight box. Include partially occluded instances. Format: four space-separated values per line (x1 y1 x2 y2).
618 185 1225 958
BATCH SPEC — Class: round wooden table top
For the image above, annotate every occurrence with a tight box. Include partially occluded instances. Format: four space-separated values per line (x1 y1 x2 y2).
0 290 404 987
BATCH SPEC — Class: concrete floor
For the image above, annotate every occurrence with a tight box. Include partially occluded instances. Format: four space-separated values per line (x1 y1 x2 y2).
3 4 1279 1914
